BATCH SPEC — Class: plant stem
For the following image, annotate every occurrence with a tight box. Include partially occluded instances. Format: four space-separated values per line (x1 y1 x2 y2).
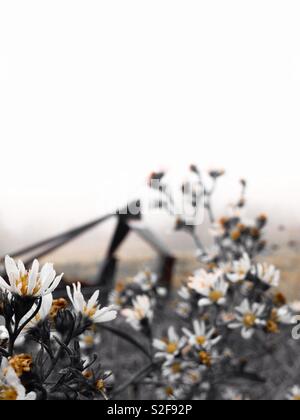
113 363 156 397
8 297 42 356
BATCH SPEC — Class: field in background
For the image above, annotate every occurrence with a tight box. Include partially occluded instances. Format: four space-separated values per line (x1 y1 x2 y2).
264 250 300 301
57 248 300 301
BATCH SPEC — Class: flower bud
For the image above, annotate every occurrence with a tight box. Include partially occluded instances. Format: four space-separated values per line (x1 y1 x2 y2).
55 309 75 336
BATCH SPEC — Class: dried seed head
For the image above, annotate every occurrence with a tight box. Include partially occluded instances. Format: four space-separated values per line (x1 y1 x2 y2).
50 298 68 319
9 354 32 377
266 320 279 334
273 292 287 307
250 227 260 239
208 169 225 179
190 164 199 174
231 229 241 242
0 386 18 401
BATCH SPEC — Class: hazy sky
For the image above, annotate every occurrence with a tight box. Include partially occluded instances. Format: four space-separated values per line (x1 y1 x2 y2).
1 0 300 242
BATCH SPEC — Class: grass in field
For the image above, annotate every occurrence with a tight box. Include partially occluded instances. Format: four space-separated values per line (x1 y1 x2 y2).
56 248 300 301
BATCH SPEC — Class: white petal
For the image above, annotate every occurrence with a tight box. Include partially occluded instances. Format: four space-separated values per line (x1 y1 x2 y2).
40 294 53 319
182 327 193 338
194 320 204 336
228 323 242 329
0 276 12 292
153 339 167 351
5 256 19 283
39 264 56 294
87 290 100 311
94 309 117 323
198 298 212 307
45 274 63 295
168 326 179 342
241 327 254 340
17 260 26 276
73 282 85 312
24 392 37 401
66 285 75 307
27 259 40 295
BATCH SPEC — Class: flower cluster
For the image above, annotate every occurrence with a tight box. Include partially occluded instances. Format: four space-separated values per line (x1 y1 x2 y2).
104 165 297 401
0 165 297 400
108 250 295 400
110 269 167 333
0 256 118 400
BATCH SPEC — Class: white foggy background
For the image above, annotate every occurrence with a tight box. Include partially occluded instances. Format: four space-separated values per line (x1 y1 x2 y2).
0 0 300 260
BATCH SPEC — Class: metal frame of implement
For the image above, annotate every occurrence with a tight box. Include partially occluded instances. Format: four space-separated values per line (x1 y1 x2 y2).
0 200 176 302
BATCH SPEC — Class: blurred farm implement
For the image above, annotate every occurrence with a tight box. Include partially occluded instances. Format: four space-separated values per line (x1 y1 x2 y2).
0 201 176 302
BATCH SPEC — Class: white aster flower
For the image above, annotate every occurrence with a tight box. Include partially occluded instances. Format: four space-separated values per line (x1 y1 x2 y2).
0 358 36 400
210 222 226 238
121 295 153 331
227 253 251 283
162 360 195 382
220 311 236 324
229 299 266 339
153 326 187 361
253 263 280 288
182 367 203 386
79 332 102 350
188 269 219 295
133 270 158 292
156 384 185 401
178 286 191 300
222 387 246 401
108 290 126 309
176 302 192 319
290 301 300 313
198 277 229 307
182 320 221 350
275 306 297 325
0 256 63 298
287 386 300 400
67 282 117 324
157 287 168 297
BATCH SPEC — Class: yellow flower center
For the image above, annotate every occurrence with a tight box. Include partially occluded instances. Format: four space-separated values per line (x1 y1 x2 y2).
199 351 212 367
115 282 125 293
50 299 68 319
209 290 223 303
188 372 200 383
84 305 97 318
96 380 106 392
165 386 174 397
166 342 178 354
196 336 206 346
135 308 145 320
231 230 241 241
243 313 256 328
0 386 18 400
266 320 279 334
84 335 95 346
16 274 41 296
171 363 182 374
293 395 300 401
